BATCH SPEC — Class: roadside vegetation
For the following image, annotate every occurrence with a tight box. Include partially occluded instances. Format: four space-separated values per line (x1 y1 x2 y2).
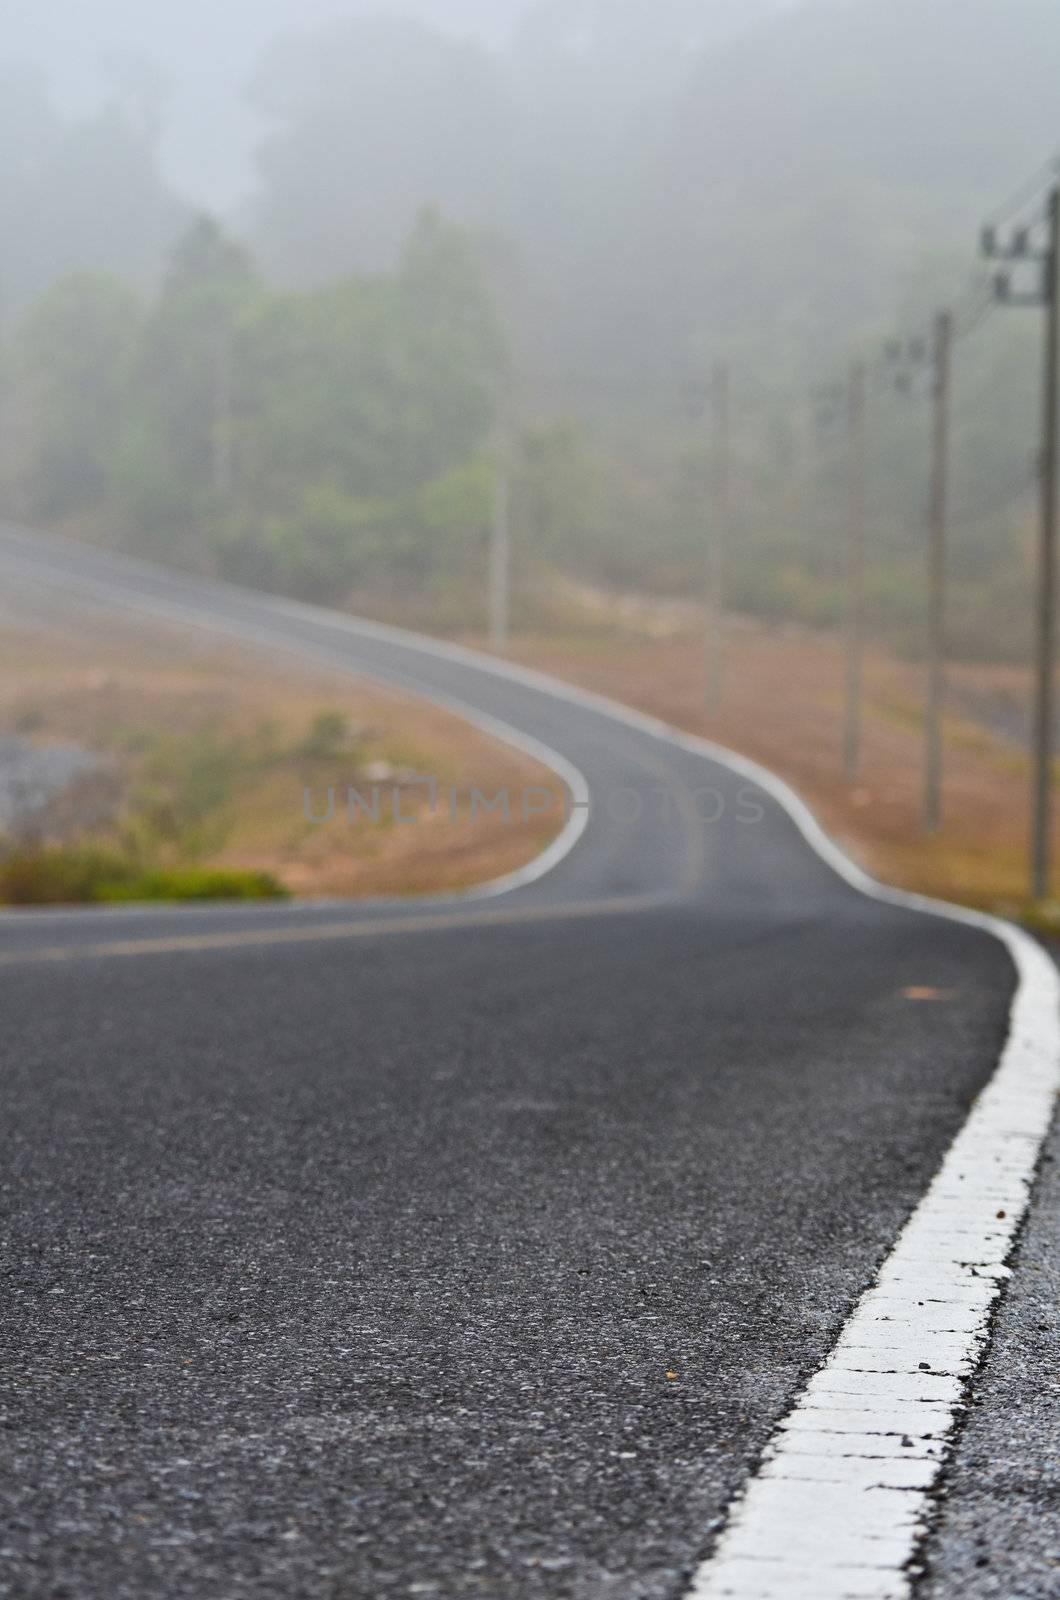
3 213 506 614
0 849 286 905
497 589 1060 930
0 611 563 905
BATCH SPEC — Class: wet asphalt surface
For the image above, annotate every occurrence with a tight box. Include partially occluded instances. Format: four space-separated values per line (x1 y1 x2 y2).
0 526 1044 1599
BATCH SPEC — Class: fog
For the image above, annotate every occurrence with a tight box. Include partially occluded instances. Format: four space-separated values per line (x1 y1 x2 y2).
2 0 1060 667
5 1 530 205
6 1 769 205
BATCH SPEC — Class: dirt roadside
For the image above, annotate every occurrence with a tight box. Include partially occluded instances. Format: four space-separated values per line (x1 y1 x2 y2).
0 597 565 902
480 606 1053 918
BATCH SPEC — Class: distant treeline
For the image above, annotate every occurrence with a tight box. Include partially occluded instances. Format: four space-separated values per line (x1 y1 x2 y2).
1 214 510 610
0 210 705 633
0 208 1041 661
1 0 1056 657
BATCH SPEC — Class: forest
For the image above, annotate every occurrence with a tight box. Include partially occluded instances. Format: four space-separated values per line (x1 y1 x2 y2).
2 0 1059 657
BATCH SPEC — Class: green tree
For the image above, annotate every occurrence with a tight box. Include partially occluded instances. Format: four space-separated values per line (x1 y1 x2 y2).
113 216 261 559
7 273 141 524
220 212 504 598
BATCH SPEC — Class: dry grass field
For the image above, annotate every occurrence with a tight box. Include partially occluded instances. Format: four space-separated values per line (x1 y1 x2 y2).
488 604 1054 921
5 575 1047 917
0 601 565 901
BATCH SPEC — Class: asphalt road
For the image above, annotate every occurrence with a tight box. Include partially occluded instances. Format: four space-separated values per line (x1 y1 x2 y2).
0 526 1028 1598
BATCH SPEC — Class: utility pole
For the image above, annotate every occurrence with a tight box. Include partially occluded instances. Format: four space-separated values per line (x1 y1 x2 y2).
706 361 730 715
925 310 953 835
212 323 234 503
844 360 867 783
0 280 8 516
1036 189 1060 901
489 411 511 654
883 320 952 832
984 186 1060 899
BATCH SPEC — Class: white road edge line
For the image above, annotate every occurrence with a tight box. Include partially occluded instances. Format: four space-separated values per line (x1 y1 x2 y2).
4 527 1060 1597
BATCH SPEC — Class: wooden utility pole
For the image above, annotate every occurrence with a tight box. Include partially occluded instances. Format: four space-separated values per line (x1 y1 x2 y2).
924 310 953 835
844 360 867 783
706 361 730 714
983 183 1060 898
0 283 9 515
212 324 234 502
489 415 511 654
1033 188 1060 899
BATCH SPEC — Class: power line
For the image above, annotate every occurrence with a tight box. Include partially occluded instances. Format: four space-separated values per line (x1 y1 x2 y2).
982 149 1060 228
953 282 997 344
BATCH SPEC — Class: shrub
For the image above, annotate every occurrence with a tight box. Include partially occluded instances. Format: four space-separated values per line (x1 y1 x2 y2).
297 709 351 761
0 847 288 905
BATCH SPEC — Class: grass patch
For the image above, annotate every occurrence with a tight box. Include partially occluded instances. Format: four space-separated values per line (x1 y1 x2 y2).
0 846 288 906
1014 900 1060 939
296 708 353 760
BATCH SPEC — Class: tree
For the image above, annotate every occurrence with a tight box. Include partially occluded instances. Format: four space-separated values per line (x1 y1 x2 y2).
7 274 141 524
220 210 505 597
113 217 260 556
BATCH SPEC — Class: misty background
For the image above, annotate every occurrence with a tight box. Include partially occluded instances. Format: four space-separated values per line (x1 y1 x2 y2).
2 0 1059 657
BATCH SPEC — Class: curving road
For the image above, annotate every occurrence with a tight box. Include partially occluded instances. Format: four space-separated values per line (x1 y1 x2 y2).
0 525 1039 1599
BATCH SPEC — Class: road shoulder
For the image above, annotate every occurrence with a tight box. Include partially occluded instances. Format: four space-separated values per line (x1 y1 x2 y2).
917 943 1060 1598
